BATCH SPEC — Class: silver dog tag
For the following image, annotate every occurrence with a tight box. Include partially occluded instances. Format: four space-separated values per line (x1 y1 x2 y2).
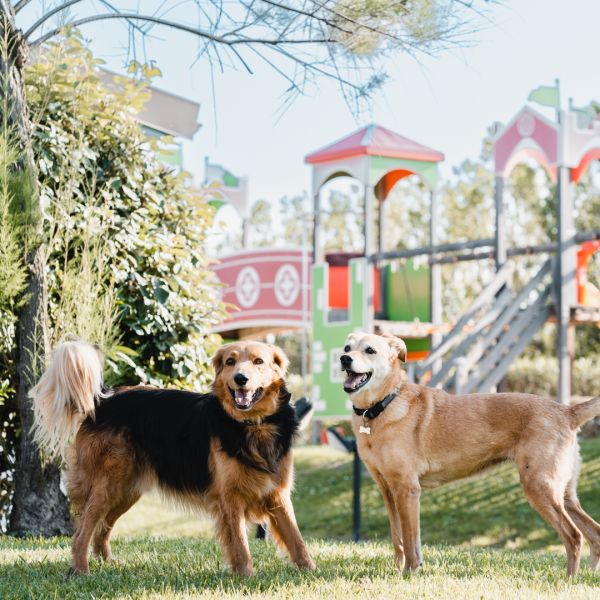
359 425 371 435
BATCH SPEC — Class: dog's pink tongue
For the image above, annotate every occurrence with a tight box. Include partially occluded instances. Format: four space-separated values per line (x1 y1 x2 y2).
235 389 253 407
345 372 366 390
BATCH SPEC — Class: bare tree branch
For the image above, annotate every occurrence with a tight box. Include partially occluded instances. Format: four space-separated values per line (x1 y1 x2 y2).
19 0 488 108
24 0 85 40
27 12 336 47
13 0 34 13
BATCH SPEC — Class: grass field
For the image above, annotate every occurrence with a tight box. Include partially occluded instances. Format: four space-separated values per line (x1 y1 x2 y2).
1 439 600 599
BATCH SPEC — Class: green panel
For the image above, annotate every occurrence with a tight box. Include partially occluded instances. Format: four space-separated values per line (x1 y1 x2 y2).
222 170 239 187
369 156 438 189
385 259 431 354
208 199 227 210
385 260 430 322
406 337 430 353
311 259 370 418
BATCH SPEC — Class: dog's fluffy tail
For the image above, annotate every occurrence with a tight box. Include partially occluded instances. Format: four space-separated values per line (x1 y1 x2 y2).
30 338 106 462
569 395 600 430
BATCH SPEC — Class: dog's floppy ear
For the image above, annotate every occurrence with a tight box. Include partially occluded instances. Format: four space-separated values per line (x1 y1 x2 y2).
269 345 289 376
382 334 407 363
211 345 228 376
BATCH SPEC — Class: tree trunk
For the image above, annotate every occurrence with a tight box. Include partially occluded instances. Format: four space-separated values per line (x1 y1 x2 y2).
9 246 71 536
0 4 71 536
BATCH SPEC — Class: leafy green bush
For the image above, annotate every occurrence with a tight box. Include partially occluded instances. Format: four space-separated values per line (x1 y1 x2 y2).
505 355 600 397
26 33 225 389
1 34 225 527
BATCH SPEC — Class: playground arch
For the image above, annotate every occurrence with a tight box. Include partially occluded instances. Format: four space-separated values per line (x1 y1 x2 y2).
306 125 444 341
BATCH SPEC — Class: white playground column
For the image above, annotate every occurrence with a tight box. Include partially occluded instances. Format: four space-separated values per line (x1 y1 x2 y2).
429 189 442 371
363 183 376 257
494 175 506 270
556 163 576 406
313 188 323 264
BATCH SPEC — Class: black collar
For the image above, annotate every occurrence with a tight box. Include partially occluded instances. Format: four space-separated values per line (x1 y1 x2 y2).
352 391 397 421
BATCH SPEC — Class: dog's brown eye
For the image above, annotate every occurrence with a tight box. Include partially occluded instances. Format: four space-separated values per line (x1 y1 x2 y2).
225 357 236 366
254 358 264 365
344 345 350 352
365 347 376 354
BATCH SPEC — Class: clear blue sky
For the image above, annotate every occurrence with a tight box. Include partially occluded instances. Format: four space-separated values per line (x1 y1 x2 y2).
27 1 600 205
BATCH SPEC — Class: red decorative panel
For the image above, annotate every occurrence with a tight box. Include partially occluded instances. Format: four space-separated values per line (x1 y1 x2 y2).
212 249 310 332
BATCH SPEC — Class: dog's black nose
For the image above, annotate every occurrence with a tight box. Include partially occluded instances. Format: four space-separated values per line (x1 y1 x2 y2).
340 354 352 368
234 372 249 386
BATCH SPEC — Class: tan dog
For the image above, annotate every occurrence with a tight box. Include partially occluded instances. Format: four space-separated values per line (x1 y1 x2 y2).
31 339 314 576
340 332 600 577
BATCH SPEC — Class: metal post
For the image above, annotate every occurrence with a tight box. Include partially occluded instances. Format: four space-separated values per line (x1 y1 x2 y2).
378 196 384 254
241 217 249 248
494 175 506 270
313 190 323 263
364 184 375 257
352 445 361 542
430 189 442 373
377 198 387 319
301 213 310 398
557 165 576 405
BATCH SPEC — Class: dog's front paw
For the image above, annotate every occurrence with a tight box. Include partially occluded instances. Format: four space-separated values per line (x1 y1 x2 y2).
403 558 421 574
66 565 91 579
231 564 255 577
297 557 316 571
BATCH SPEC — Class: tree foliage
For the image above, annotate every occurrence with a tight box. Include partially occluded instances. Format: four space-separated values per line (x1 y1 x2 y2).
1 34 226 527
25 33 225 389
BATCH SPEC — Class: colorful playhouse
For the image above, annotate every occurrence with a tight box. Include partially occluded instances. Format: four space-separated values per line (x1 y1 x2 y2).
210 105 600 418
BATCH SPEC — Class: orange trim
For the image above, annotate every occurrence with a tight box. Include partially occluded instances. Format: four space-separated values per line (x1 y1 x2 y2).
375 169 415 200
571 148 600 183
577 240 600 304
328 266 381 312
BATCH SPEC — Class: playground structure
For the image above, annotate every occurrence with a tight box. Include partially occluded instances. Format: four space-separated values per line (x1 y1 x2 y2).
211 104 600 418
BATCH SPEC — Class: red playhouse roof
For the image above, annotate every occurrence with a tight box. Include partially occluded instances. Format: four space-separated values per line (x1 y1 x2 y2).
305 124 444 164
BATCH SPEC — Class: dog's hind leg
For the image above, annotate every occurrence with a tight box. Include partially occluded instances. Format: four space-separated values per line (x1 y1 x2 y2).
265 490 315 570
565 492 600 571
71 484 110 574
520 471 583 577
563 449 600 571
92 492 141 561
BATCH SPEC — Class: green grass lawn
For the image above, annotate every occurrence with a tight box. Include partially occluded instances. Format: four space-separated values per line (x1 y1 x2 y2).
2 439 600 599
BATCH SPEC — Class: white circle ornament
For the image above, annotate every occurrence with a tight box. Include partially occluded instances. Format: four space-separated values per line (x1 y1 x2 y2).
517 113 536 138
274 264 300 307
235 266 261 308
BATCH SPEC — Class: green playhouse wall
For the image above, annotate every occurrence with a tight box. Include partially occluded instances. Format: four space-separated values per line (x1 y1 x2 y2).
385 259 431 355
311 259 370 418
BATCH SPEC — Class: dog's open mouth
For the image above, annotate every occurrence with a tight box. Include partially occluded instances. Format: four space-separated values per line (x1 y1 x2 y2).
229 387 264 410
343 370 372 393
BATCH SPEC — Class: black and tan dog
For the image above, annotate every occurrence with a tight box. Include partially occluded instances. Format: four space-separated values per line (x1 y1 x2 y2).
341 332 600 577
31 339 314 576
